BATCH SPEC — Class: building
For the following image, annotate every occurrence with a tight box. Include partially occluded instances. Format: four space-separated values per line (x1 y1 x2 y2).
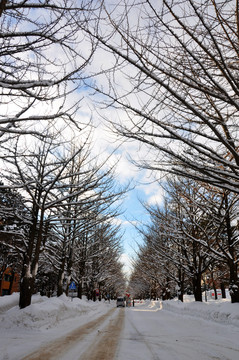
0 267 20 296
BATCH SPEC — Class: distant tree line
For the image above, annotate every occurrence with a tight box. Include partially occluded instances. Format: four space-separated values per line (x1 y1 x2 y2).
128 176 239 303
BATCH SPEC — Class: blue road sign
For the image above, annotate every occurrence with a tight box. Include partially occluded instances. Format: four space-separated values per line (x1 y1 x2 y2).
69 281 76 290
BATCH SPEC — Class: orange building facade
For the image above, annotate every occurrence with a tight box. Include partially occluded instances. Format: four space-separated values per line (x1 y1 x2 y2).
0 267 20 296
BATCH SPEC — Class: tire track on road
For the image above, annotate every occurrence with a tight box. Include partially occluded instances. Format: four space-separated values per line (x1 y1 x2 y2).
21 308 115 360
126 313 160 360
79 308 125 360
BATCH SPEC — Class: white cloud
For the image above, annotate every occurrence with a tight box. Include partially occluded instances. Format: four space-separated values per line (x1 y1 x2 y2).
147 187 165 206
120 253 133 277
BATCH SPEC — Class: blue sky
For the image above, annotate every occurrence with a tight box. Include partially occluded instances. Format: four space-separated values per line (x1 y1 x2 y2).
119 187 148 276
81 99 166 277
118 171 165 277
90 126 166 276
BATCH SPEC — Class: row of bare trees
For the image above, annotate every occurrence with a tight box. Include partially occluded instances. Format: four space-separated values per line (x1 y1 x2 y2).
0 2 127 308
0 133 127 308
2 1 239 304
79 0 239 302
128 177 239 302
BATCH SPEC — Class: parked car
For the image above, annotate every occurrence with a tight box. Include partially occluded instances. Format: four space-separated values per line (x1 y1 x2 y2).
116 297 125 307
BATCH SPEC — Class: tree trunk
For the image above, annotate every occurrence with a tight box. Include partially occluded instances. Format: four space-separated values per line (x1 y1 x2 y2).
57 280 63 297
19 276 35 309
192 274 202 302
229 282 239 303
57 270 64 297
229 262 239 303
178 282 184 302
0 264 7 294
78 282 83 299
178 268 184 302
224 194 239 303
211 271 217 300
65 283 69 297
0 0 7 18
220 282 226 299
57 256 66 297
213 282 218 300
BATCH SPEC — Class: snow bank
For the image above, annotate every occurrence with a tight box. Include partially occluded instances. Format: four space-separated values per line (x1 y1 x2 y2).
0 292 19 314
0 293 112 331
148 296 239 328
1 293 239 335
0 293 114 360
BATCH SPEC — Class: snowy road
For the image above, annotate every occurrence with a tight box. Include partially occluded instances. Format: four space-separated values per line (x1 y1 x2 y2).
115 303 239 360
1 295 239 360
21 302 239 360
21 308 123 360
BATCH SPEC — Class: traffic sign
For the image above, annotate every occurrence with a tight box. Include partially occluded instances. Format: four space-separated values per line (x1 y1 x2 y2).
69 281 76 290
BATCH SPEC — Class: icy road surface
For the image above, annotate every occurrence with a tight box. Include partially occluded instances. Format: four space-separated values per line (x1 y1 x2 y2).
1 294 239 360
116 302 239 360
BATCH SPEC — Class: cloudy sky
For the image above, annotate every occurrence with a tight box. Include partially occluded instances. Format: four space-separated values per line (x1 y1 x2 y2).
88 112 166 277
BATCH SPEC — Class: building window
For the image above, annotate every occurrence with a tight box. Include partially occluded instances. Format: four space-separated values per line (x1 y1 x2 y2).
4 274 11 282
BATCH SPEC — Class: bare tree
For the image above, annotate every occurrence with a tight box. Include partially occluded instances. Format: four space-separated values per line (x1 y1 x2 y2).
165 177 239 302
86 0 239 191
0 183 27 294
1 133 98 308
23 137 128 300
50 156 127 298
140 180 213 301
0 0 97 141
84 221 124 300
82 0 239 301
140 176 239 302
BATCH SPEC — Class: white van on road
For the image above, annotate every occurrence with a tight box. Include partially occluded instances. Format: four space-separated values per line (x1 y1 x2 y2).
116 297 125 307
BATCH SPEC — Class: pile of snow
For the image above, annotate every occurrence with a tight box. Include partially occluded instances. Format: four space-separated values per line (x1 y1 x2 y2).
147 294 239 328
0 292 19 314
0 293 113 332
1 293 239 332
0 293 114 360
